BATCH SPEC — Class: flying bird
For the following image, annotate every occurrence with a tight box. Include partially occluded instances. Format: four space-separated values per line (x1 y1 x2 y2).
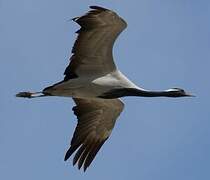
16 6 193 171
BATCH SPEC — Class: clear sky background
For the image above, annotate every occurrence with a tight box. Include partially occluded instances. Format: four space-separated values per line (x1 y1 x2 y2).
1 0 210 179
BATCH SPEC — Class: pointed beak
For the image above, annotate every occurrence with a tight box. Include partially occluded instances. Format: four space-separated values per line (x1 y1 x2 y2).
185 93 196 97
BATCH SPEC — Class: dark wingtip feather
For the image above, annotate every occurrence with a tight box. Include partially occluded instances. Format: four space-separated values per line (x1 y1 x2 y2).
72 17 79 22
73 145 86 166
84 166 88 172
89 6 108 11
77 145 91 170
64 151 71 161
64 145 79 161
83 139 107 170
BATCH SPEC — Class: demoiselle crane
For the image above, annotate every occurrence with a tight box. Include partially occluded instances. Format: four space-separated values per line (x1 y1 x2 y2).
16 6 193 171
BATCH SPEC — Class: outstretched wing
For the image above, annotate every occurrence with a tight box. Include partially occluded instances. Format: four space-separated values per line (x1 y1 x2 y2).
64 6 127 80
64 98 124 171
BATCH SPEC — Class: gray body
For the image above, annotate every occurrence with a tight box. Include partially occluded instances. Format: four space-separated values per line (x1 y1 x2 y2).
43 70 140 98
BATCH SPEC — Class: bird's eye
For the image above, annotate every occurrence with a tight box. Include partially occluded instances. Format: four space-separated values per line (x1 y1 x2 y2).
180 89 185 93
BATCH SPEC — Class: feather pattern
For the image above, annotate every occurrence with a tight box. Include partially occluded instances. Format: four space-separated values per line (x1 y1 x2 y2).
64 98 124 171
64 6 127 80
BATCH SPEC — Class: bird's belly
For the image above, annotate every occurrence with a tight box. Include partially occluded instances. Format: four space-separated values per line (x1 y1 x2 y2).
44 80 111 98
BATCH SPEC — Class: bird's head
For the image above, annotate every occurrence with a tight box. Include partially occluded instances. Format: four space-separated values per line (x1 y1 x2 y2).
165 88 195 97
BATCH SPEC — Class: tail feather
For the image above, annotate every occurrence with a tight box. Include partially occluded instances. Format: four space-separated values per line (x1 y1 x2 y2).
16 91 45 98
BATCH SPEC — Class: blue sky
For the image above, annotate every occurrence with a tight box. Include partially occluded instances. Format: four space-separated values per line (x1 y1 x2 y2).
1 0 210 179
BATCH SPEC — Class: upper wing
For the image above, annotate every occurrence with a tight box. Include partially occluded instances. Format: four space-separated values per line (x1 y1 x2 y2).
64 6 127 80
64 98 124 171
